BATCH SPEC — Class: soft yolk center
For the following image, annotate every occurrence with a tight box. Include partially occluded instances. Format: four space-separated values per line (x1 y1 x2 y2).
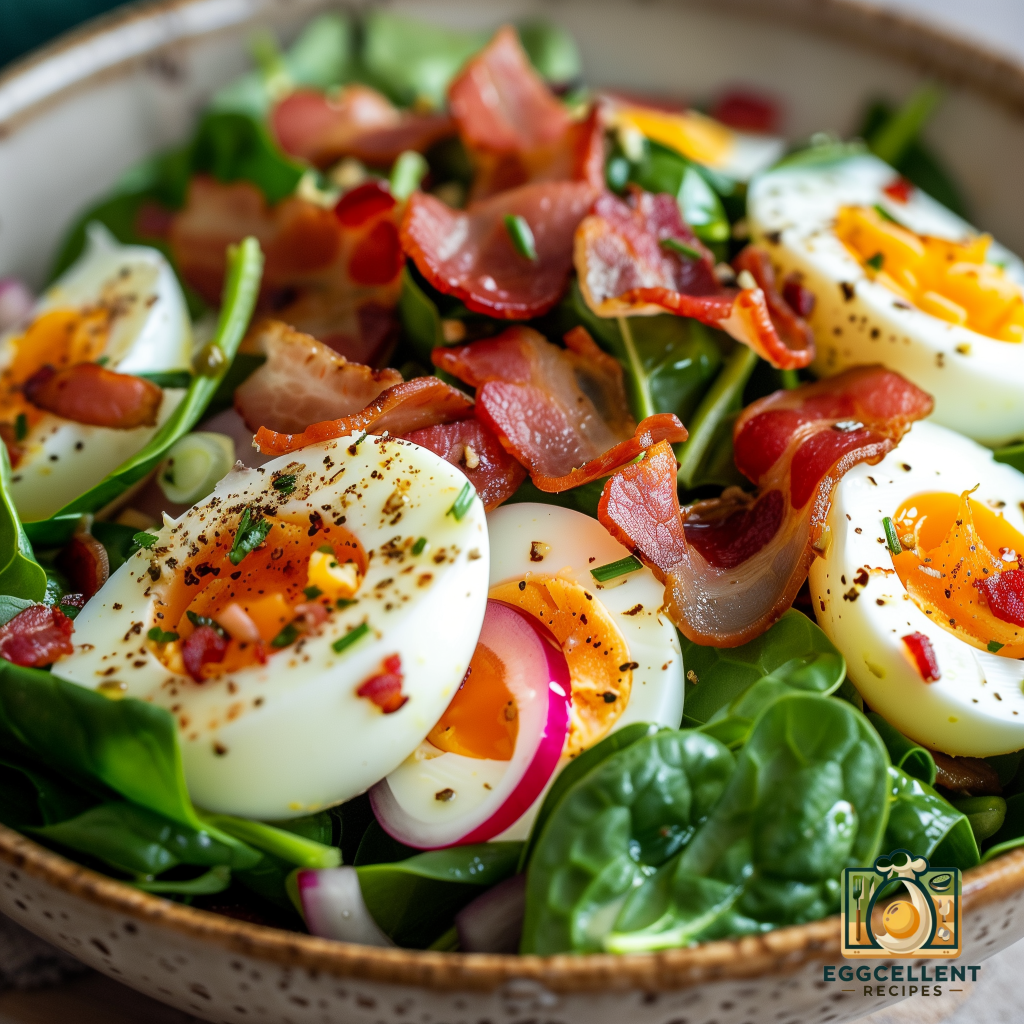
610 106 734 167
891 490 1024 656
835 205 1024 343
428 643 518 760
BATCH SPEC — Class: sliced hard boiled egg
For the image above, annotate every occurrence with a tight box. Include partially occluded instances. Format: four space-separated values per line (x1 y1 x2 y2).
51 433 489 819
373 502 683 846
0 224 192 520
810 420 1024 757
748 153 1024 447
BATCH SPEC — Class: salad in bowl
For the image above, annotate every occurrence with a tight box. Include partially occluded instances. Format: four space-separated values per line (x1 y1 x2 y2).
0 10 1022 960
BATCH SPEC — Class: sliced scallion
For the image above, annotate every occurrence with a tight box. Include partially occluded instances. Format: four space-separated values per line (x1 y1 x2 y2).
332 621 370 654
447 481 474 521
591 555 643 582
659 237 703 261
504 214 537 261
882 516 902 555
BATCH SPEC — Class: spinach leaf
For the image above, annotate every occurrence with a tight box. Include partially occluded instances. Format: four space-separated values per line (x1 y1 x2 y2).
775 136 867 170
203 813 340 869
884 766 978 870
677 694 890 935
517 21 581 84
136 864 232 895
682 609 846 727
26 237 263 545
354 818 418 866
950 796 1004 846
505 476 605 519
398 267 445 363
0 596 34 628
0 445 46 601
0 660 258 867
520 730 735 954
358 842 522 948
981 793 1024 863
867 712 936 785
0 757 94 828
91 521 141 576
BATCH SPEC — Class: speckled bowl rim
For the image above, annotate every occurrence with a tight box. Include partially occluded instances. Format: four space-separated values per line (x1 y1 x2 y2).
4 0 1024 997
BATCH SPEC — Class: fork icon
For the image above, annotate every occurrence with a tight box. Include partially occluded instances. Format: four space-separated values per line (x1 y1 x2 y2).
853 875 864 942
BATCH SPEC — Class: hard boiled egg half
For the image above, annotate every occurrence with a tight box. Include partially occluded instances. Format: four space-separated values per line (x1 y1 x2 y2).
52 433 489 820
811 420 1024 757
0 224 192 521
748 153 1024 447
371 503 684 847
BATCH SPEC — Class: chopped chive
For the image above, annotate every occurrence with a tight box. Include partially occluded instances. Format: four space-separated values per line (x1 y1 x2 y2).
591 555 643 582
147 626 179 643
136 370 193 389
271 622 300 648
317 544 334 554
988 640 1005 653
411 537 427 556
332 621 370 654
229 507 272 565
13 413 27 441
133 531 158 549
660 237 703 261
504 214 537 261
272 473 296 494
95 355 109 367
882 517 902 555
303 585 322 601
866 252 885 271
389 150 429 202
186 610 227 639
335 597 357 609
347 431 368 454
873 203 899 224
447 481 474 521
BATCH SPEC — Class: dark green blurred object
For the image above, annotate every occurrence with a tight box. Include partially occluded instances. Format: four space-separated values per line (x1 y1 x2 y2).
0 0 131 69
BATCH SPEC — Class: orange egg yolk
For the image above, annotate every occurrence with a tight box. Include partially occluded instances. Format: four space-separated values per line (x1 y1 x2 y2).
891 490 1024 657
428 642 519 760
835 205 1024 342
488 577 632 757
150 517 364 678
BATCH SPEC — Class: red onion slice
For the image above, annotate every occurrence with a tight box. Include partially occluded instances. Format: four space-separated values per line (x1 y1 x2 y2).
369 600 571 848
455 873 526 953
297 866 393 946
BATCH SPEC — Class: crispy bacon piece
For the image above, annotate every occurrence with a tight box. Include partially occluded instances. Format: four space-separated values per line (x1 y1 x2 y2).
974 569 1024 627
234 320 401 435
272 85 456 168
57 533 110 600
0 605 74 667
930 750 1002 796
449 26 603 201
403 417 527 511
599 367 933 646
401 181 598 320
357 654 407 713
182 625 228 682
902 631 941 682
170 177 402 363
709 89 780 133
574 189 814 370
254 376 474 455
23 362 162 429
433 325 686 492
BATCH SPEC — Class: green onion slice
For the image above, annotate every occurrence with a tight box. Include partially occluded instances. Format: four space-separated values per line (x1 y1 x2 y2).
882 516 902 556
504 214 537 261
591 555 643 582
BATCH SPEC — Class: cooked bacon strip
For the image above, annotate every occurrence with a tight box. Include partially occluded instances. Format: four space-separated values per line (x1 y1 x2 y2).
0 605 74 667
57 533 110 600
401 182 598 320
574 189 814 370
234 320 401 434
272 86 456 168
599 368 932 646
23 362 162 429
170 177 402 363
433 325 686 492
403 417 526 511
254 377 473 455
448 27 603 201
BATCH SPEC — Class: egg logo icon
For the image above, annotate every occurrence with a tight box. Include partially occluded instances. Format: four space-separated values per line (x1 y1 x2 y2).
841 850 961 958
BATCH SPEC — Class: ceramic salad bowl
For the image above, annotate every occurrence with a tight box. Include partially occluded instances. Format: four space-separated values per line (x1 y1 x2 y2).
4 2 1024 1022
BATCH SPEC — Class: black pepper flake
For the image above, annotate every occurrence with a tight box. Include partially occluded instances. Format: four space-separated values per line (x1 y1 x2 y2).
435 788 455 802
518 580 526 591
619 661 639 671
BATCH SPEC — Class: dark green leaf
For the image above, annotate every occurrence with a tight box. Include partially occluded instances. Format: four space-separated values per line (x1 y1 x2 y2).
0 445 46 601
867 712 935 785
982 792 1024 862
774 136 867 171
0 596 34 628
135 864 232 895
505 475 605 519
91 521 142 574
354 818 418 866
398 268 445 362
517 21 581 84
0 757 95 828
203 813 340 869
521 730 735 954
951 795 1006 846
867 84 942 167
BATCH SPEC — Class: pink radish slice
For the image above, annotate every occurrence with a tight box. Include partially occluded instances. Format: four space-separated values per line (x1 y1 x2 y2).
297 866 393 946
0 278 33 333
369 600 571 848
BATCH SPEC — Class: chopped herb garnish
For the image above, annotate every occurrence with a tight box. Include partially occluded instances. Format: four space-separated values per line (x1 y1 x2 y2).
882 516 902 556
272 474 296 494
988 640 1005 653
591 555 643 582
229 507 272 565
336 597 357 609
132 531 158 549
148 626 180 643
412 537 427 556
317 544 334 554
271 622 300 648
347 432 368 454
446 481 474 521
504 214 537 261
659 237 703 261
873 203 899 224
95 355 109 367
14 414 27 441
303 585 323 601
185 611 227 639
137 370 193 389
866 252 885 271
389 150 429 202
332 621 370 654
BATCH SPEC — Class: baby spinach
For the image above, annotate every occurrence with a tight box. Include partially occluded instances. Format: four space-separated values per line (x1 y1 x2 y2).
506 477 606 519
0 446 46 601
518 21 581 84
885 766 978 869
521 730 735 954
682 609 846 727
867 712 936 786
951 795 1005 847
136 864 232 896
358 842 522 948
0 757 94 829
981 793 1024 863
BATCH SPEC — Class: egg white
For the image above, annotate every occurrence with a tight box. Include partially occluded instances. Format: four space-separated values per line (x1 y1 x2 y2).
3 224 192 521
748 153 1024 447
52 434 489 820
383 502 684 843
810 420 1024 756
